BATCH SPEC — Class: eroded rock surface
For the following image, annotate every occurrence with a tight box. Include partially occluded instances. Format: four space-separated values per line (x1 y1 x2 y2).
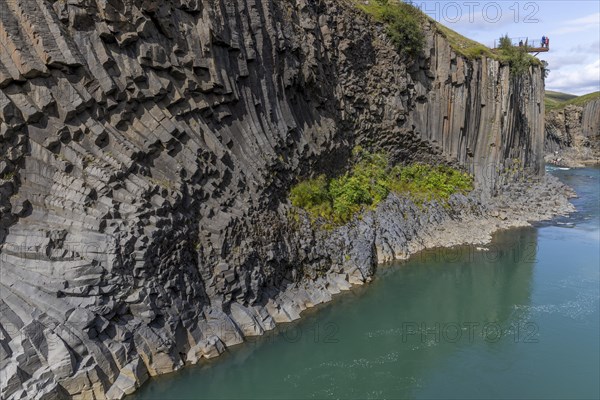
1 1 550 398
545 99 600 167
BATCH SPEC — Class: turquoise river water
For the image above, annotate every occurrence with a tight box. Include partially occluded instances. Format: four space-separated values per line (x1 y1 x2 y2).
133 167 599 399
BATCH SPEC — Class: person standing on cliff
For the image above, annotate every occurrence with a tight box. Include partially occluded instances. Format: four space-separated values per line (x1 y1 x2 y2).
541 35 546 48
546 37 550 48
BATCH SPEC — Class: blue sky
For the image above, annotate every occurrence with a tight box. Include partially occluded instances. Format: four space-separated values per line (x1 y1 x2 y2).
413 1 600 95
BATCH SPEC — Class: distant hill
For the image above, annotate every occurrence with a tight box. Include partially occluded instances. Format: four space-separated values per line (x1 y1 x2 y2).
561 91 600 107
545 90 577 110
545 90 599 111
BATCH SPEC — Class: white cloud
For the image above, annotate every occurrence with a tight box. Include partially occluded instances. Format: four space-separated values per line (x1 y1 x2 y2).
546 59 600 95
554 12 600 34
542 37 599 89
544 47 598 72
545 54 589 69
448 8 517 32
568 41 600 54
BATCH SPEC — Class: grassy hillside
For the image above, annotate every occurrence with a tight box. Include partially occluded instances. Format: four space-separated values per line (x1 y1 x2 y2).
562 91 600 107
432 21 494 59
545 90 577 109
355 0 492 59
545 91 599 111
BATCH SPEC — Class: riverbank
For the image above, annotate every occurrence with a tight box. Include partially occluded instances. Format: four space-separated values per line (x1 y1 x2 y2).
116 172 576 399
132 166 599 400
545 152 600 168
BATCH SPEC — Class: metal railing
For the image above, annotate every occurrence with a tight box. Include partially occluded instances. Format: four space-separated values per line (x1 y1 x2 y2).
493 37 549 49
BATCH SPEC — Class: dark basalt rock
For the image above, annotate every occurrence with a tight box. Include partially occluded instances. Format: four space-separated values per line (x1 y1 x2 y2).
545 99 600 167
0 0 553 399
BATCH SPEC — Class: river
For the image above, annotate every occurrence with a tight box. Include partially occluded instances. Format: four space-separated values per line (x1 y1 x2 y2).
133 167 599 399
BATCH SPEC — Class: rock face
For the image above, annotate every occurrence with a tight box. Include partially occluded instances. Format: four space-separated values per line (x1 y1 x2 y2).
545 99 600 167
407 35 545 193
0 1 549 399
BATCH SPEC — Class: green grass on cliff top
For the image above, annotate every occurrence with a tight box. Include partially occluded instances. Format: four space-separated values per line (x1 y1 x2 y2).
354 0 425 56
433 24 544 72
431 22 495 60
354 0 493 59
355 0 542 65
545 91 600 110
562 91 600 107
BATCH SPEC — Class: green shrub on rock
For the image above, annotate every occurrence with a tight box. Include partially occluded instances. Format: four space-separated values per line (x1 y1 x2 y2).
290 175 329 211
389 163 474 203
359 0 425 57
289 149 473 226
496 34 541 76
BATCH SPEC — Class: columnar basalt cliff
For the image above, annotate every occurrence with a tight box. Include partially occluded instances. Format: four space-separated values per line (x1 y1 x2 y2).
545 99 600 166
406 36 546 193
0 1 562 399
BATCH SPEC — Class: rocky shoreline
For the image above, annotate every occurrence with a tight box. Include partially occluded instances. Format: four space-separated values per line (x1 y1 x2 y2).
545 100 600 167
111 172 576 399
